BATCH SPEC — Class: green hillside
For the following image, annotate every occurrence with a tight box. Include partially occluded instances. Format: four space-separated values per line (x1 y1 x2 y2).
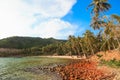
0 36 66 49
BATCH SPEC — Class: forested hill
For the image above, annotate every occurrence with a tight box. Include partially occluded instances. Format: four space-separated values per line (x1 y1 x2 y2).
0 36 66 49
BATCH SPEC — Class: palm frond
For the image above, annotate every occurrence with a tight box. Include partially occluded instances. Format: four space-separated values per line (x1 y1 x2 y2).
111 14 120 23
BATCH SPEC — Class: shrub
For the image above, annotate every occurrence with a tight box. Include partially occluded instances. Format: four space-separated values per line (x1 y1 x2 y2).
96 54 103 59
100 59 120 67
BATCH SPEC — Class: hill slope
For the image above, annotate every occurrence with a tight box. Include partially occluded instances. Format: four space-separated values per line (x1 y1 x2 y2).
0 36 66 49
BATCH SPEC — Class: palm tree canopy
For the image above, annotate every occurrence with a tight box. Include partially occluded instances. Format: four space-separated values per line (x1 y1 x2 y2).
88 0 111 15
88 0 111 30
83 30 95 41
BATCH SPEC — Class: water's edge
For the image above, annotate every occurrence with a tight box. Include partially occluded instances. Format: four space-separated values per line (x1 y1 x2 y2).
0 57 73 80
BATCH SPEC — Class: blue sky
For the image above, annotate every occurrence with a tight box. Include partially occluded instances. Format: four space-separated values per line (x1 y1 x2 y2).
0 0 120 39
63 0 120 37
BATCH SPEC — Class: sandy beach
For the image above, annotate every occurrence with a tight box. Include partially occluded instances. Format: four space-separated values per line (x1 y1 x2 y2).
41 55 84 59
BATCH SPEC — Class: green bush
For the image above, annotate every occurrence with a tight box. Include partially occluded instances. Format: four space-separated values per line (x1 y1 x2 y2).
96 54 103 58
100 59 120 67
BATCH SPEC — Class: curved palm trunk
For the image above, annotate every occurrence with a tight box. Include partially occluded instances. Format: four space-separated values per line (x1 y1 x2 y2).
107 39 111 50
112 42 116 49
116 38 120 49
78 42 85 57
88 40 94 55
100 39 107 51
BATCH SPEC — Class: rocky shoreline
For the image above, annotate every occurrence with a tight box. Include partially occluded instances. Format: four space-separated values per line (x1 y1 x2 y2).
23 60 116 80
23 63 67 80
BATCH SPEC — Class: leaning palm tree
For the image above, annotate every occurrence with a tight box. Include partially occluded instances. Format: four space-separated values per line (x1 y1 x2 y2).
68 35 77 55
83 30 96 55
101 22 114 51
100 15 120 51
88 0 111 29
111 14 120 49
77 37 85 56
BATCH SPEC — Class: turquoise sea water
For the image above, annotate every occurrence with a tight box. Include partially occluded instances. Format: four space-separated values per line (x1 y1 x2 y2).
0 57 71 80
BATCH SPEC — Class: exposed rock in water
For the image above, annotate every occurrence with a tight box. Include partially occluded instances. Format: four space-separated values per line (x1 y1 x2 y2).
23 63 65 80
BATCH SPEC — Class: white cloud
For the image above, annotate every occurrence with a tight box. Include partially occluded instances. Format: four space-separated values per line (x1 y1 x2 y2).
0 0 77 39
33 18 78 39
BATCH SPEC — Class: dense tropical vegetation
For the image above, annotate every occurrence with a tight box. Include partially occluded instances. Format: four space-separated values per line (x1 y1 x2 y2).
50 0 120 58
0 36 66 56
0 0 120 58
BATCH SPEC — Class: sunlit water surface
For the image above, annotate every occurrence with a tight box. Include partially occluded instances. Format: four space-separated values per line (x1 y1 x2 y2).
0 57 71 80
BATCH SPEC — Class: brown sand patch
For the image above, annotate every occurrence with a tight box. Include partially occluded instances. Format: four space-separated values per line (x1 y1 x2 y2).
91 50 120 62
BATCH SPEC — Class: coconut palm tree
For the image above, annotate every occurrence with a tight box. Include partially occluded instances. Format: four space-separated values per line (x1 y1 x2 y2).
88 0 111 29
100 15 120 51
111 14 120 49
88 0 111 15
101 26 113 51
68 35 77 55
77 37 85 56
83 30 96 55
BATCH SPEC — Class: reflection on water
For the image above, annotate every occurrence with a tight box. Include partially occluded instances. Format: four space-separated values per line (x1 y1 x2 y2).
0 57 70 80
